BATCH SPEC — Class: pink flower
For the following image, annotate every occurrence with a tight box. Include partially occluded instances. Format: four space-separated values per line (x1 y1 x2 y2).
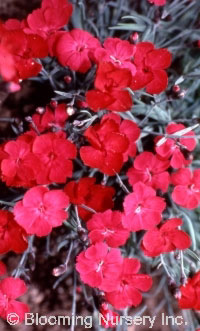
13 186 69 236
32 132 77 184
0 277 29 322
26 0 73 38
155 123 196 169
0 210 28 254
141 218 191 257
54 29 100 73
87 210 130 248
76 243 123 291
94 37 136 75
171 168 200 209
127 151 170 192
105 258 152 309
122 182 166 231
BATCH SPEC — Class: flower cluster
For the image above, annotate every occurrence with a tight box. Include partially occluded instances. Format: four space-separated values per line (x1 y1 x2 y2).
76 243 152 310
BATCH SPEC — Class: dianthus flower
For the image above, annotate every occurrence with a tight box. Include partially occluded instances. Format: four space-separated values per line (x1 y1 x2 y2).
141 218 191 257
178 271 200 310
13 186 69 236
80 115 139 175
64 177 115 221
99 303 119 329
105 258 152 309
131 42 171 94
0 210 28 254
171 168 200 209
0 277 29 322
31 102 68 133
32 131 77 184
155 123 196 168
122 182 166 231
102 114 140 161
127 151 170 192
76 242 123 291
1 137 40 187
86 62 133 112
94 37 136 75
26 0 73 38
87 210 130 248
54 29 100 73
0 23 48 82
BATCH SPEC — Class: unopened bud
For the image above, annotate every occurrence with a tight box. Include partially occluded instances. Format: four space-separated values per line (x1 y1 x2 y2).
50 100 57 108
52 264 67 277
130 32 139 43
76 100 88 108
64 75 72 84
67 106 75 116
172 85 181 93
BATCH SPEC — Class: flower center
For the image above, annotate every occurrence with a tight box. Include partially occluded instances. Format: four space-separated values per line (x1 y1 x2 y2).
96 260 104 273
135 205 141 214
76 44 86 52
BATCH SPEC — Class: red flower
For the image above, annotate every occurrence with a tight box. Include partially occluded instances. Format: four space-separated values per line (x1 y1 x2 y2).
64 177 115 221
127 151 170 192
0 262 6 276
0 277 29 322
171 168 200 209
148 0 166 5
26 0 73 38
99 303 119 329
102 114 140 161
32 132 77 184
0 210 28 254
54 29 100 73
178 271 200 310
76 242 123 291
87 210 130 248
141 218 191 257
105 258 152 309
131 42 171 94
80 115 130 175
94 37 136 75
122 182 166 231
155 123 196 169
13 186 69 236
0 23 48 82
86 62 133 112
1 138 40 187
32 103 68 133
